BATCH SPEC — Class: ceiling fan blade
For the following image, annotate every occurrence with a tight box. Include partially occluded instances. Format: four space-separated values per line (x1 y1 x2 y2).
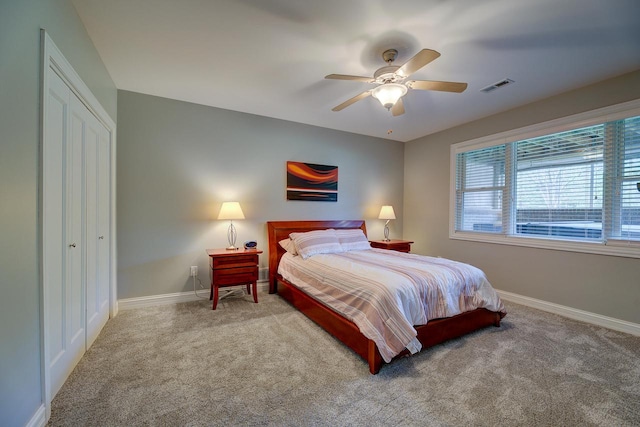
325 74 375 83
407 80 468 93
391 98 405 116
396 49 441 77
331 90 372 111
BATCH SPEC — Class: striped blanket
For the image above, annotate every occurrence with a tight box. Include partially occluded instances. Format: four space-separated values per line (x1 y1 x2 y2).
278 249 506 362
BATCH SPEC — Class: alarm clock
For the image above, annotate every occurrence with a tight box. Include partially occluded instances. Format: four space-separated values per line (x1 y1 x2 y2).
244 240 257 250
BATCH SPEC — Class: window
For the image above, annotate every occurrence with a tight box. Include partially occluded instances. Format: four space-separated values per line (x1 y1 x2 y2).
451 101 640 258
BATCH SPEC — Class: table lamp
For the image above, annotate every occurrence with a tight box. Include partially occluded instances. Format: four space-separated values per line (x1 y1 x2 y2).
378 205 396 242
218 202 245 250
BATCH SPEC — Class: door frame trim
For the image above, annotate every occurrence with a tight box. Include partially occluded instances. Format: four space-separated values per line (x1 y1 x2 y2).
39 29 117 421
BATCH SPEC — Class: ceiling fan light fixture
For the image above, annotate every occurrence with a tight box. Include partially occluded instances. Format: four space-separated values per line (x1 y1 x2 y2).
371 83 407 110
326 48 465 116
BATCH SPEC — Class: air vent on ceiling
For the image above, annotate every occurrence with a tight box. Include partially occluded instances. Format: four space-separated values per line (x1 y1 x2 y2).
480 78 514 93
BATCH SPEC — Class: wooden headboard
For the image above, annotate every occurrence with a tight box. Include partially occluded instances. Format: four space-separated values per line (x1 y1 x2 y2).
266 220 367 293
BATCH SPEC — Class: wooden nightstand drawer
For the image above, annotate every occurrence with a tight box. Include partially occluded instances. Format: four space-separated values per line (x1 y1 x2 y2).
212 254 258 269
213 266 258 285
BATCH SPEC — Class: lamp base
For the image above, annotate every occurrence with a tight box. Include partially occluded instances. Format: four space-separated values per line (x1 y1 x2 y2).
226 222 239 250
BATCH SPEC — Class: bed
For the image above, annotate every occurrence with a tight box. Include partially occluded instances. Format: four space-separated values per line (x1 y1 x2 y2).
267 220 506 374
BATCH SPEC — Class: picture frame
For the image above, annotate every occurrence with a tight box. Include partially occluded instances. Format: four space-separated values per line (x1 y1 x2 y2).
286 161 338 202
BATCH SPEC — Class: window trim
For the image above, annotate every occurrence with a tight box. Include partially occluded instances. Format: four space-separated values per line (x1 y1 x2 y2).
449 99 640 259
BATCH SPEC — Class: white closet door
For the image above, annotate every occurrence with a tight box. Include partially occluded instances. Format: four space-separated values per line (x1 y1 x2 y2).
85 113 110 347
45 71 87 397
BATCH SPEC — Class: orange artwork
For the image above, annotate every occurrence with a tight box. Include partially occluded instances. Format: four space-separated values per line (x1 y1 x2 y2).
286 161 338 201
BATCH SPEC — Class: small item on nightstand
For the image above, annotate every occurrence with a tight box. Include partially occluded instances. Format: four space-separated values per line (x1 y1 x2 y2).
244 240 257 249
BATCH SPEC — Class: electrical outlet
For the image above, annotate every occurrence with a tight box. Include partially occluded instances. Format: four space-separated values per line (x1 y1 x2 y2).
190 266 198 277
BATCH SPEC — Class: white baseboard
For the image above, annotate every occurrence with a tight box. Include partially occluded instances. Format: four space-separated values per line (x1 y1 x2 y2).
496 289 640 336
26 404 46 427
117 285 640 336
118 280 269 310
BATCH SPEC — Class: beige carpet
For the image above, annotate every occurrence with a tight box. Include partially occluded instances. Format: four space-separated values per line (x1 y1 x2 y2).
48 293 640 426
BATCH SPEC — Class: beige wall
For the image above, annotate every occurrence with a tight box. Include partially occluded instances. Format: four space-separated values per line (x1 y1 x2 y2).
404 70 640 324
116 91 404 299
0 1 117 425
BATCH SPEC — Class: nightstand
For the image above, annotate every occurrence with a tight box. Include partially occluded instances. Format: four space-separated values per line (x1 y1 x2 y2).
369 239 414 253
206 248 263 310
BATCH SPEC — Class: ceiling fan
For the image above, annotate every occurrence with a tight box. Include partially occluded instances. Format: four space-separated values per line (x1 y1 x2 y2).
325 48 467 116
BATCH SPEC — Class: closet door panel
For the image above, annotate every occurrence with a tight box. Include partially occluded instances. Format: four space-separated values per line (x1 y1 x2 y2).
85 114 109 347
44 71 69 371
66 95 87 370
96 125 111 325
84 118 99 342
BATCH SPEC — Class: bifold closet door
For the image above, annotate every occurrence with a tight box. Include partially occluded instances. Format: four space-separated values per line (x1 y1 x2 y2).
44 69 111 398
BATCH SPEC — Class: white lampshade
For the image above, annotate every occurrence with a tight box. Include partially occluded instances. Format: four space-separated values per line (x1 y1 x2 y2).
217 202 245 220
371 84 408 110
378 205 396 220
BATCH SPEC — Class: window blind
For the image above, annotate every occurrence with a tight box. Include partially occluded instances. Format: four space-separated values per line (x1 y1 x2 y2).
455 145 506 233
515 124 604 240
607 116 640 242
453 113 640 246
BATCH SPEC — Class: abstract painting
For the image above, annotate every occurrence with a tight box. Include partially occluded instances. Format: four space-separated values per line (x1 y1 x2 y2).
286 161 338 201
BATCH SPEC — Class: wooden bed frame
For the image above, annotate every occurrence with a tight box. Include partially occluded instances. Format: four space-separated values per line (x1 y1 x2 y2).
267 220 503 374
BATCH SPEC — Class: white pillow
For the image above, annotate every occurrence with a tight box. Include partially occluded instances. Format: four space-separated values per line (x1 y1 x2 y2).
278 238 298 256
289 229 343 259
335 228 371 251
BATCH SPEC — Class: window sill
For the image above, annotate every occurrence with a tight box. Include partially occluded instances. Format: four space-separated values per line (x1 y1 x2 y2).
449 231 640 259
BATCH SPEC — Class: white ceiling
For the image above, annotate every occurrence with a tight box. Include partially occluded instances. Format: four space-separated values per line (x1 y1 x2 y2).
71 0 640 142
